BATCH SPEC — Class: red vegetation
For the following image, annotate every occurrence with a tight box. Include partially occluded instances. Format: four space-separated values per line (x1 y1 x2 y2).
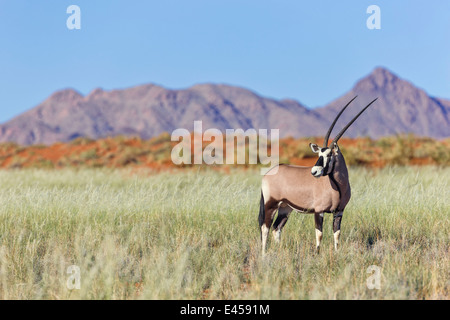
0 134 448 170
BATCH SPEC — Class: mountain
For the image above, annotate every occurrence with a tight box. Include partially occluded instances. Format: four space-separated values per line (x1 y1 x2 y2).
0 67 449 145
315 67 450 139
0 83 328 145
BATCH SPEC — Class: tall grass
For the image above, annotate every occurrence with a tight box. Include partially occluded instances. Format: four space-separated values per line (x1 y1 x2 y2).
0 166 448 299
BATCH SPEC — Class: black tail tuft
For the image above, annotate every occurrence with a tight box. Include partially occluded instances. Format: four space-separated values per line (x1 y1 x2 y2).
258 191 265 229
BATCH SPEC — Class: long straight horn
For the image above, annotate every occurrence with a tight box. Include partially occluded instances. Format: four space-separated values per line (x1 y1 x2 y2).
331 97 378 145
323 96 358 147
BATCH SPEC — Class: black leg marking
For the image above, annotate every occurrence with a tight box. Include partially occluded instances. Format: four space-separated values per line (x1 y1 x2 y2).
333 212 342 234
333 211 343 251
314 213 324 232
273 209 289 231
272 206 292 243
261 204 277 256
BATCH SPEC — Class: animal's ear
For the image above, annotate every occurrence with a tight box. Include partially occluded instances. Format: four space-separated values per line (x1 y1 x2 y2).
309 143 320 153
332 142 339 154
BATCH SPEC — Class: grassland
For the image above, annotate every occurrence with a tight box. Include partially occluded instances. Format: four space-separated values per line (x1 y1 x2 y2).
0 166 448 299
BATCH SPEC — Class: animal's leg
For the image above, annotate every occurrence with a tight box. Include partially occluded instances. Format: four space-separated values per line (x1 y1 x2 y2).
272 204 293 243
333 211 343 251
314 213 324 254
261 205 277 256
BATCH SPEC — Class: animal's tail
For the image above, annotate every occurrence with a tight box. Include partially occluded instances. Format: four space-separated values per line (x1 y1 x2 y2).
258 191 265 232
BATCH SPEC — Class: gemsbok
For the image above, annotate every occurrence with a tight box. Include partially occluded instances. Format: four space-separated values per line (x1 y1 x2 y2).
258 96 378 255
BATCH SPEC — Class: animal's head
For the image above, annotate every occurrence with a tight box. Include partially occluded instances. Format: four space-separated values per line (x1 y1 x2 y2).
309 142 339 177
309 96 378 178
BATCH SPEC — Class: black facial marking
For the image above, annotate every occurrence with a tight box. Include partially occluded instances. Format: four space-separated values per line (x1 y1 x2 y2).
321 151 333 176
315 156 324 167
321 148 328 153
323 154 331 173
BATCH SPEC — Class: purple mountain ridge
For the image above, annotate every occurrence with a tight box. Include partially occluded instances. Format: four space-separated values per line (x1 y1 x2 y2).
0 67 449 145
315 68 450 140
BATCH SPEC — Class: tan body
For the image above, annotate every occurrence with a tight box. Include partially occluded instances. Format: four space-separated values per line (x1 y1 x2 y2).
259 148 350 255
262 159 350 214
257 96 377 256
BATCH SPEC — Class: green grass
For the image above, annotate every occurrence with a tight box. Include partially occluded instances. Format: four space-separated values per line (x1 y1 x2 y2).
0 166 448 299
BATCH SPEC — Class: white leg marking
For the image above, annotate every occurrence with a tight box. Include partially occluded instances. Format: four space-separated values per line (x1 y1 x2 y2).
261 225 269 256
334 230 341 251
315 229 323 249
272 229 281 243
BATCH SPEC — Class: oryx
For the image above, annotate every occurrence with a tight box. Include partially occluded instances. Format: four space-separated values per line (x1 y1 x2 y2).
258 96 378 255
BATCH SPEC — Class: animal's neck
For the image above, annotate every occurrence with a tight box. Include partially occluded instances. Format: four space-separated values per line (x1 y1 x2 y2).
329 152 350 193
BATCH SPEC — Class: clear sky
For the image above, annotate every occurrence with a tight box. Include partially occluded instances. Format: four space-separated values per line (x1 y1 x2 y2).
0 0 449 123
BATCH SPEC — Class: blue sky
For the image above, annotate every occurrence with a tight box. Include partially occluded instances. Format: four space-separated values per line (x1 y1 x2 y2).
0 1 449 123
